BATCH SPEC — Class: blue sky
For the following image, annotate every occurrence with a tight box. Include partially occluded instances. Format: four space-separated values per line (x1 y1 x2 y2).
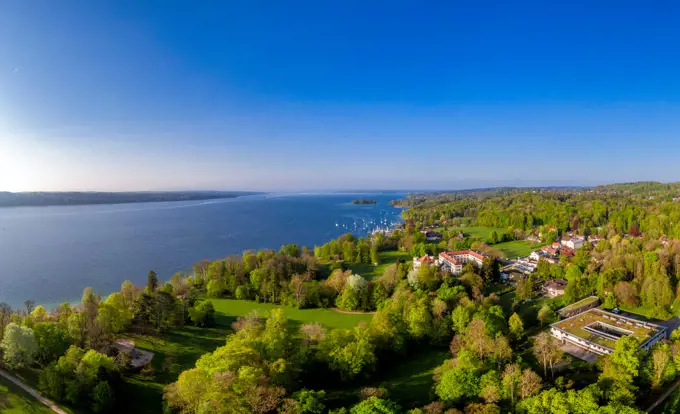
1 1 680 191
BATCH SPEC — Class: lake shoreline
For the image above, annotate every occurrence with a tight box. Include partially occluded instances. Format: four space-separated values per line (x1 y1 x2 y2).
0 193 405 308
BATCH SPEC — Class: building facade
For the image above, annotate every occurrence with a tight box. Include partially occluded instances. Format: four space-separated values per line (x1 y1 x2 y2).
413 255 436 269
543 278 568 297
439 250 485 275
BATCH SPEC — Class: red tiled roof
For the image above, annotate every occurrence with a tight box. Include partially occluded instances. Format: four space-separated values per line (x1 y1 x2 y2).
560 247 575 256
440 250 486 263
545 278 568 290
449 250 486 261
541 246 558 255
439 252 461 265
418 255 434 263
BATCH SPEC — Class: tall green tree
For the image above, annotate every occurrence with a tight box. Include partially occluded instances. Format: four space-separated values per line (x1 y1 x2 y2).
1 323 37 368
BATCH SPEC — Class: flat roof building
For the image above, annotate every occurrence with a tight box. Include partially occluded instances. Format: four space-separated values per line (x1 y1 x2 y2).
551 308 667 355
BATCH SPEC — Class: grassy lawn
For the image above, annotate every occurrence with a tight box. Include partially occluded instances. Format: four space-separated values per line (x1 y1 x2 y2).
211 299 373 330
0 375 53 414
119 324 231 413
120 298 372 412
325 347 450 410
347 250 412 280
618 303 673 321
559 296 599 313
0 366 75 414
493 240 541 259
452 226 506 240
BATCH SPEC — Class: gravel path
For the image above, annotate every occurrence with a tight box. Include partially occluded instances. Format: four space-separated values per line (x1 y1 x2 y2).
0 368 68 414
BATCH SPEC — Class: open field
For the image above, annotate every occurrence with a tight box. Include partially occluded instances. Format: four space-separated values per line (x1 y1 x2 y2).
326 347 450 409
211 299 373 330
493 240 542 258
346 250 412 280
0 375 54 414
452 226 506 239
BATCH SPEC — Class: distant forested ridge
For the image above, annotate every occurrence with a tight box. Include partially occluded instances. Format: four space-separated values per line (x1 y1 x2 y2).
0 191 261 207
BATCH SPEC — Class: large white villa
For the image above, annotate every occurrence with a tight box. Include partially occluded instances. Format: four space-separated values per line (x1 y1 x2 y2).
438 250 485 275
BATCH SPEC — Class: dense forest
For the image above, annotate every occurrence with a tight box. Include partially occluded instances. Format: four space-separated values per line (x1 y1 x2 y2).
6 182 680 412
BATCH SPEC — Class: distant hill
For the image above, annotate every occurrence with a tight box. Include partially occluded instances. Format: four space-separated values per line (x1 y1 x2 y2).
592 181 680 195
0 191 261 207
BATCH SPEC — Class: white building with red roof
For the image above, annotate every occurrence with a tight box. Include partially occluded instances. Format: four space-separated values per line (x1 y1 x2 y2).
438 250 485 274
561 234 585 250
413 255 436 269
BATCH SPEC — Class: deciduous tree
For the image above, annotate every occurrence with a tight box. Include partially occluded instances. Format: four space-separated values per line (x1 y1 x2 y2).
508 313 524 341
532 332 563 378
1 323 37 368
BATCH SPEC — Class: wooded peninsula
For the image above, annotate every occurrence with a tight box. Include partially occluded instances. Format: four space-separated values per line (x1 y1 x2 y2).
5 181 680 413
0 191 260 207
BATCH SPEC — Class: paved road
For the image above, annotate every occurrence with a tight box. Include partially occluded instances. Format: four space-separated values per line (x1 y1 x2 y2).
660 317 680 333
0 368 67 414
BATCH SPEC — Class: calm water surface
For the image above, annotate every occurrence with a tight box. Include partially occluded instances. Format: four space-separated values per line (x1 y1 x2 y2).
0 193 403 308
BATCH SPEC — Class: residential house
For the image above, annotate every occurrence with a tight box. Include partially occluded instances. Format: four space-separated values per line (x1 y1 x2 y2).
413 255 436 269
422 231 443 242
543 278 568 297
560 246 576 257
526 234 541 243
561 235 585 250
588 234 605 244
542 246 559 256
515 257 538 273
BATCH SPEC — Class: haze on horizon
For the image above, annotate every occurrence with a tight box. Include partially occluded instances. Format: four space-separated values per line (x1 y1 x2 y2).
1 1 680 192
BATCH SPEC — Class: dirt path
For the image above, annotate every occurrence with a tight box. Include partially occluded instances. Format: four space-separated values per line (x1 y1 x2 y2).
0 368 68 414
331 307 376 315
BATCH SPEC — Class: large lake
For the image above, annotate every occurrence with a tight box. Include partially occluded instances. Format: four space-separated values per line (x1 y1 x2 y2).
0 193 404 308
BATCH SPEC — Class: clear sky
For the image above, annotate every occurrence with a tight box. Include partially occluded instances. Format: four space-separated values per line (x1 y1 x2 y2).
1 1 680 191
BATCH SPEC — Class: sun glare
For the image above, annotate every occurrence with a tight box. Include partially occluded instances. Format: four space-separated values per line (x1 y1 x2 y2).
0 139 41 191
